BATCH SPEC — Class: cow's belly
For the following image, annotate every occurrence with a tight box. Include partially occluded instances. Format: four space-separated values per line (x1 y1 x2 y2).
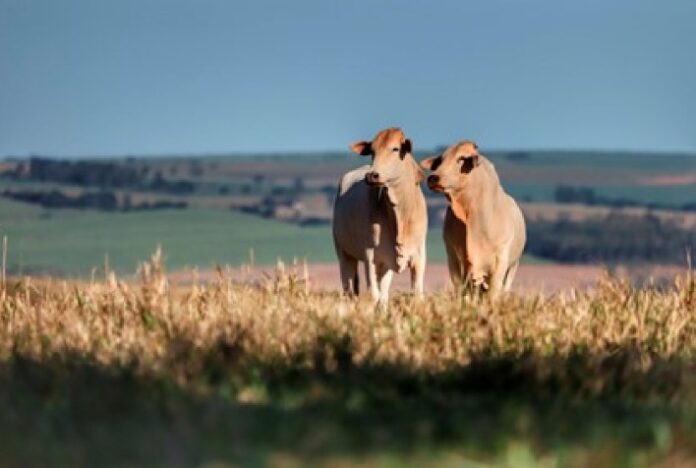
333 178 372 261
373 218 410 271
373 243 400 271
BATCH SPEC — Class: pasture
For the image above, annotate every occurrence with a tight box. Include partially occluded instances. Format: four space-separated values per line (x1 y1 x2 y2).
2 149 694 276
0 254 694 466
0 198 547 276
0 198 337 275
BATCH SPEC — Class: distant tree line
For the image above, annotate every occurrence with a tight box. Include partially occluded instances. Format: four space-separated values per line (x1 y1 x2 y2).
3 158 196 195
1 189 187 211
505 151 532 162
554 185 696 212
526 212 694 264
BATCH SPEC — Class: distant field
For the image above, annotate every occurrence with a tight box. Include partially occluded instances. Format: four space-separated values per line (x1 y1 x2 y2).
0 199 330 275
197 150 688 207
1 198 547 276
1 149 693 275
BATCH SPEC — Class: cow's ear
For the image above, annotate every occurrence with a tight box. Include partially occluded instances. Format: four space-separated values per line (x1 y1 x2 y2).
399 138 413 159
414 163 425 183
350 141 372 156
408 157 425 183
420 155 442 171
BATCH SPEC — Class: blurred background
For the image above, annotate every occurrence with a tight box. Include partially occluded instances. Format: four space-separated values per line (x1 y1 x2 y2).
1 0 694 281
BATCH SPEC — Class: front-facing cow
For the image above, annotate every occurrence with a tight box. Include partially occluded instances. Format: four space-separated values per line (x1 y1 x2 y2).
332 128 427 305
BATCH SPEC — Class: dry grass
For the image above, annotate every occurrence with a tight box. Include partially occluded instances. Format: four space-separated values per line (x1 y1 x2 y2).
2 251 695 394
1 250 696 466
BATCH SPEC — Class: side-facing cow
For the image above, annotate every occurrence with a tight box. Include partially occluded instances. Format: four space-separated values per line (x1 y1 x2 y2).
332 127 427 305
421 140 526 298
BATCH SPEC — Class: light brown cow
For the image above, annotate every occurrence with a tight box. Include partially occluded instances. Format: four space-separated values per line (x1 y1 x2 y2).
333 128 427 305
421 140 526 298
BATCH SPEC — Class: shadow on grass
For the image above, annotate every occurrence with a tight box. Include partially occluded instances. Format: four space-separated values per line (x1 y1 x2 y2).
2 340 696 466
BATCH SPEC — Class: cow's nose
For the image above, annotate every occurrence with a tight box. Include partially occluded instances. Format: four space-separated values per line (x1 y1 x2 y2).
427 174 440 185
365 171 380 184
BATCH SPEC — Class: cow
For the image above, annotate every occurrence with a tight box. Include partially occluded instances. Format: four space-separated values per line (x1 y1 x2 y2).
420 140 526 298
332 128 428 305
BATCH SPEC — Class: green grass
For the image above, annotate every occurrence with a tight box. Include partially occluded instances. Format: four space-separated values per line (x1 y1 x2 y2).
0 199 331 275
0 198 545 275
4 360 692 467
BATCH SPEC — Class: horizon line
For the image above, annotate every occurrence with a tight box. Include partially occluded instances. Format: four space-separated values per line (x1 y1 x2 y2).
3 146 696 161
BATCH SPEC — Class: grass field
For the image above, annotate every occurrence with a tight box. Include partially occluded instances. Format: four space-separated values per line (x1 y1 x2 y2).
0 254 694 466
0 198 335 274
2 149 693 276
0 198 545 276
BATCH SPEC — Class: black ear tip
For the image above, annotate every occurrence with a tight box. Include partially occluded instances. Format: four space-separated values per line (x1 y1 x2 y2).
429 155 443 171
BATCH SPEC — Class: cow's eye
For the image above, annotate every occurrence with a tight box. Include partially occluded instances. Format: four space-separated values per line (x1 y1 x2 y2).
392 147 399 152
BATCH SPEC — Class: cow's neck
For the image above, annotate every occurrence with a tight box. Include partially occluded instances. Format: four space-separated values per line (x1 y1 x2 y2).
449 161 504 240
379 170 420 257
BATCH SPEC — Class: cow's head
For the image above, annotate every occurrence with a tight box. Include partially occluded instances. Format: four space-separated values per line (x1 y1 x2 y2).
350 127 421 186
420 140 480 193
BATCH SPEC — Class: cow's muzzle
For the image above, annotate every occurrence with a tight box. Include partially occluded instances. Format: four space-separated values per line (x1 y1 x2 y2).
365 171 383 186
427 174 444 192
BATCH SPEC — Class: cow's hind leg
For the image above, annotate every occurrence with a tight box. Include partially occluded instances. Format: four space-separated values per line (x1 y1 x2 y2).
338 250 359 296
446 244 464 295
503 260 519 292
488 255 510 300
410 241 426 298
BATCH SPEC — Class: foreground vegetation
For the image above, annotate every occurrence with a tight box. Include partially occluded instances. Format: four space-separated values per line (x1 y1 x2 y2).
1 252 695 466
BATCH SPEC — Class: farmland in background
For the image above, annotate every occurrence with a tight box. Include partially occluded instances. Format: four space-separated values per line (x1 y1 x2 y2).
1 197 524 275
0 149 694 276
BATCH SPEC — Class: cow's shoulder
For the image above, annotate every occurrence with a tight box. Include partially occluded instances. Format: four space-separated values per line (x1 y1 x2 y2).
338 165 371 196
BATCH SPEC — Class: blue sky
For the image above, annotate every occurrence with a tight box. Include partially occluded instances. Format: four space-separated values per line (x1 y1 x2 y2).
1 0 695 156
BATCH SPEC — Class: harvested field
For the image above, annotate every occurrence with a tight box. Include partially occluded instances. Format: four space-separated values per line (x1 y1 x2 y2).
521 202 696 228
172 262 685 295
638 174 696 186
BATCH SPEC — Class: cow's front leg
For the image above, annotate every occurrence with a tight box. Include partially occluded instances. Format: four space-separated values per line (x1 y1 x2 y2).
364 251 380 303
466 266 488 296
410 244 426 299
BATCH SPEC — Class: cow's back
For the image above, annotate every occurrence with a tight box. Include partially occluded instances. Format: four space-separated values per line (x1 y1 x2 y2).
333 165 373 261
